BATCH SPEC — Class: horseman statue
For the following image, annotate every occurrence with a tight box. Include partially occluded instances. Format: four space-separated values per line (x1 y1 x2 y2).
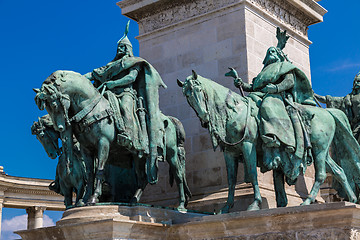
179 27 360 213
231 28 316 179
33 21 191 209
84 21 167 184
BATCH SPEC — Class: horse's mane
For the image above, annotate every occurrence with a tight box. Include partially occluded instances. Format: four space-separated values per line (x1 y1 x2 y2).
31 114 55 136
40 114 54 128
196 75 246 150
35 70 92 111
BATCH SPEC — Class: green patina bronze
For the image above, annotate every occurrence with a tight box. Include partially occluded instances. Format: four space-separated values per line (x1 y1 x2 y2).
315 72 360 142
178 27 360 213
32 22 191 210
31 115 138 208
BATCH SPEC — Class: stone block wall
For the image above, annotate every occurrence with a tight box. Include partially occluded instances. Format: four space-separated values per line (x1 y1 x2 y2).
118 0 326 212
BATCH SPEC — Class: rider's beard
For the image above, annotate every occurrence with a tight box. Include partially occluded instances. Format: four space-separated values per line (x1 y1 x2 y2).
115 52 126 60
263 54 280 67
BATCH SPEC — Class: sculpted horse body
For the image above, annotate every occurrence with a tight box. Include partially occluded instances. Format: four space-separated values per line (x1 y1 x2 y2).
31 115 89 208
34 70 191 209
179 71 360 213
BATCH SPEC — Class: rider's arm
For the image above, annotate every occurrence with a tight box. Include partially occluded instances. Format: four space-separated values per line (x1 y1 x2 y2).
275 72 295 93
106 67 139 89
234 78 253 92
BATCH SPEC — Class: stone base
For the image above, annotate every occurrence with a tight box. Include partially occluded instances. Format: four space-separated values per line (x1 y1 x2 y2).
16 202 360 240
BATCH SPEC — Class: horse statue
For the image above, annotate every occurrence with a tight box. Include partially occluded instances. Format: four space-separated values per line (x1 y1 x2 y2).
34 70 191 210
31 114 89 208
178 70 360 213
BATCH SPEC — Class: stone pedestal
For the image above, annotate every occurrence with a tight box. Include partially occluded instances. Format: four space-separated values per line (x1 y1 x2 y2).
116 0 327 212
15 202 360 240
15 204 207 240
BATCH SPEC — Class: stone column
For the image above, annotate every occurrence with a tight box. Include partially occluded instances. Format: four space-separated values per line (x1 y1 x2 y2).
0 184 7 236
0 198 3 235
26 206 46 229
117 0 327 212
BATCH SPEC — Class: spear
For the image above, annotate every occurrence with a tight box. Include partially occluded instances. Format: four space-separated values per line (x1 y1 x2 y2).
225 67 245 97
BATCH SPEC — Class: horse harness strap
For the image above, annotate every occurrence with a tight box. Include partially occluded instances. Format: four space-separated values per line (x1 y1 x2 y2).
78 108 114 132
67 93 114 132
69 94 102 123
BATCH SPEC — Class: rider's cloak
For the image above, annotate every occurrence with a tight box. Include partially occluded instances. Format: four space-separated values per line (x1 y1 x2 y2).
92 56 167 184
251 61 315 159
252 61 315 105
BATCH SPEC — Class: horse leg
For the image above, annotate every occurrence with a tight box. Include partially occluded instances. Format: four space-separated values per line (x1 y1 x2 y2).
273 169 288 207
301 150 327 205
62 182 73 209
130 156 147 204
75 163 86 207
219 151 238 214
166 147 187 211
325 156 357 203
82 148 94 204
88 137 110 205
75 183 86 207
242 141 262 211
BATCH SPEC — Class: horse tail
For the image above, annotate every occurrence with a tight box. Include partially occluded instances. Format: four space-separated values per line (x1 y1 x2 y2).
168 116 192 200
327 108 360 199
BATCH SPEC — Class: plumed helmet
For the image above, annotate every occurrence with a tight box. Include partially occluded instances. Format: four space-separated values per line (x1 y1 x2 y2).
118 20 132 49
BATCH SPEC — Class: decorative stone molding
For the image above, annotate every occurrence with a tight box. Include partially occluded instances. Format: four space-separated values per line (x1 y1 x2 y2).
139 0 240 34
118 0 326 36
0 171 65 211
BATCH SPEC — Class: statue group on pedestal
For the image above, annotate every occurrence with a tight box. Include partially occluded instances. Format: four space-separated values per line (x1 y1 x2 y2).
32 22 360 214
178 28 360 213
32 22 191 210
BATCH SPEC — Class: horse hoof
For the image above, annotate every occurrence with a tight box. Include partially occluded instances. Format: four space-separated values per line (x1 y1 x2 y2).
300 199 311 206
130 197 138 204
349 196 357 203
176 204 187 212
218 205 230 214
75 200 85 207
87 196 98 206
247 202 261 211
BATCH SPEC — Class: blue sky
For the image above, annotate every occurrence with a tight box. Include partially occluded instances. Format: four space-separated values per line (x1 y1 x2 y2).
0 0 359 239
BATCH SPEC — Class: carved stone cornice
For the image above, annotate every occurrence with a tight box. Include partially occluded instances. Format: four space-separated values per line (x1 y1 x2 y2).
248 0 326 36
0 173 65 210
117 0 326 36
6 187 60 196
119 0 240 34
